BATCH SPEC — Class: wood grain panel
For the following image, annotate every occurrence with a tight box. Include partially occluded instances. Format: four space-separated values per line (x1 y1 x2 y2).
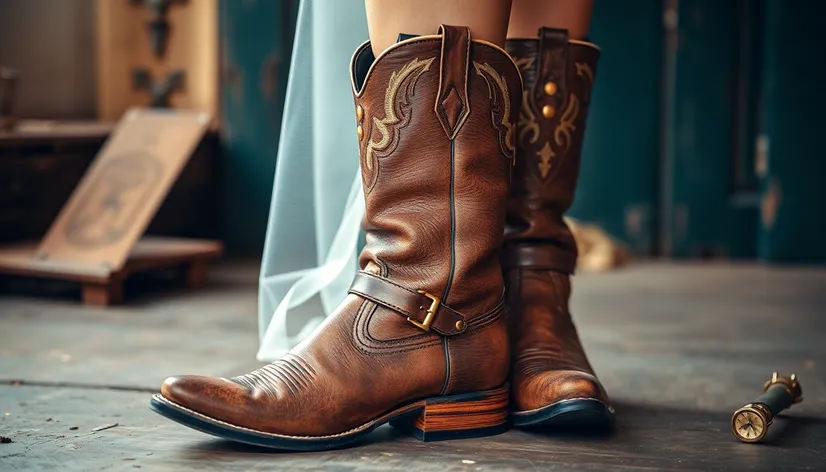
36 109 208 272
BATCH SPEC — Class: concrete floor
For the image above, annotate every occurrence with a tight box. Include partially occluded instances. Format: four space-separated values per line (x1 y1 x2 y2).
1 261 825 471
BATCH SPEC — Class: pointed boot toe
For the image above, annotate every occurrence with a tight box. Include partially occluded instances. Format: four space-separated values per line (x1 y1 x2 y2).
512 369 613 428
153 375 255 428
159 375 238 411
160 375 214 405
519 370 603 409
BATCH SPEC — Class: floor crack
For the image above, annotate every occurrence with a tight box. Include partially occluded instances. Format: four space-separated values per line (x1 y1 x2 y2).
2 379 155 393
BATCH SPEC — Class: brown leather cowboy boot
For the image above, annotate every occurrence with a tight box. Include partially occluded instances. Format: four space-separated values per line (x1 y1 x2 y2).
150 25 522 450
503 28 614 428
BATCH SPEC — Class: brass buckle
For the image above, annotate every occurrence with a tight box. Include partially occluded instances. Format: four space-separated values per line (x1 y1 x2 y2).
408 290 440 331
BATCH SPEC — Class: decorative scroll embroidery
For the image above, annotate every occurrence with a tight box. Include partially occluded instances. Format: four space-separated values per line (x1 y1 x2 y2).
552 62 592 155
473 61 515 159
554 94 579 154
519 90 541 148
575 62 595 102
512 57 552 178
493 56 596 181
513 56 536 73
512 57 541 149
537 141 555 179
364 57 435 172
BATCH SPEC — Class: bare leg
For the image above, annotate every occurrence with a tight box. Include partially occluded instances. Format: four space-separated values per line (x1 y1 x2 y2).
507 0 594 39
365 0 513 55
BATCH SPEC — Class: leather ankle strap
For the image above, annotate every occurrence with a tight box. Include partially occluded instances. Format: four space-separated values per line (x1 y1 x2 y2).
348 272 468 336
501 245 577 274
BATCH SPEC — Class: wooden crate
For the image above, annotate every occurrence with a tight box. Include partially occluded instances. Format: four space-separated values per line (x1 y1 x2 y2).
0 110 223 306
0 121 222 244
0 237 222 305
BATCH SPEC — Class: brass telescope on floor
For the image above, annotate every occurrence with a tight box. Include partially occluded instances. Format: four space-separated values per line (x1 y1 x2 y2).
731 373 803 443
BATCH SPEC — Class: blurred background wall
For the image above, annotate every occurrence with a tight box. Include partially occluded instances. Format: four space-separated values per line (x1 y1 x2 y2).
0 0 98 119
0 0 823 262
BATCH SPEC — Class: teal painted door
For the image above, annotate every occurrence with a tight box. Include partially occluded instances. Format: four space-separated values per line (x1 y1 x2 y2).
661 0 761 258
757 0 826 262
219 0 298 254
216 0 825 262
571 0 662 255
662 0 826 262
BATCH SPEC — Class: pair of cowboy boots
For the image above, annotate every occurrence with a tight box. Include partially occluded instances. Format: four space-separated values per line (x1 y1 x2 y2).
150 25 612 450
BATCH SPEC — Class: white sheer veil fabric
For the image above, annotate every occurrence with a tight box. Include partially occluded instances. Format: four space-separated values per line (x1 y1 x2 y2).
257 0 369 361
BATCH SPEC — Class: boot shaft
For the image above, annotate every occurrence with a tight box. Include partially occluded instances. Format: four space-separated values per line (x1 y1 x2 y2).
351 26 522 316
504 28 600 273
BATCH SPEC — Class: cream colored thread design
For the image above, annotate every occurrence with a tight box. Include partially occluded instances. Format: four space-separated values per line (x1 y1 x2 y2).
473 61 515 157
364 57 435 170
513 56 535 73
554 94 579 153
537 141 555 178
519 90 541 147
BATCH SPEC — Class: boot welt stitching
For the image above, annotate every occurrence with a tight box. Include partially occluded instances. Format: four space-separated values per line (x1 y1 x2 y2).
512 397 612 415
154 394 425 440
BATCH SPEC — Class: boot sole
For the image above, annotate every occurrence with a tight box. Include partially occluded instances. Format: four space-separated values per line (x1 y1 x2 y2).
149 385 509 451
511 398 615 429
